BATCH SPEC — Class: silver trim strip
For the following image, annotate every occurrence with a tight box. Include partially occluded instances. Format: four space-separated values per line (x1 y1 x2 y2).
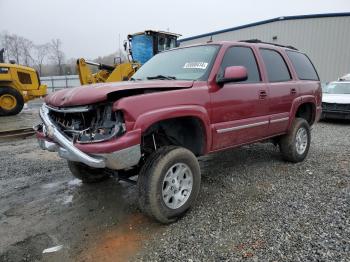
217 121 269 134
45 104 90 113
270 117 289 124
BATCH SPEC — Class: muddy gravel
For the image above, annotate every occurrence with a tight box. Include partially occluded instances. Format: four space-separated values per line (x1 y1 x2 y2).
0 120 349 261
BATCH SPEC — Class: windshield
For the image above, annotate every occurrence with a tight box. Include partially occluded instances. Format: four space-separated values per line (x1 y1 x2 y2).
131 45 220 81
323 82 350 94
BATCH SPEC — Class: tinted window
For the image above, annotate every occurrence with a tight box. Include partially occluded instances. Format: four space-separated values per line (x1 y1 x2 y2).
260 49 291 82
286 51 319 80
220 46 260 83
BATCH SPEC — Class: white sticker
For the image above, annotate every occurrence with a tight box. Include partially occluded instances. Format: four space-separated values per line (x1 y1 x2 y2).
183 62 208 69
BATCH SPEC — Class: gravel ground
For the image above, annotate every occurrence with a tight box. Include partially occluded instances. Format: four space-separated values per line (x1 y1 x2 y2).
0 120 349 261
136 120 350 261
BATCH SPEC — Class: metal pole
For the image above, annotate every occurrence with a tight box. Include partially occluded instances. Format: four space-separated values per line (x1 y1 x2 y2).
51 77 54 92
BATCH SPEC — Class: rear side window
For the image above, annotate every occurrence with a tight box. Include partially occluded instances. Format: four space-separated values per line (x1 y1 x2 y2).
286 51 319 81
220 46 261 83
260 49 291 82
17 72 32 84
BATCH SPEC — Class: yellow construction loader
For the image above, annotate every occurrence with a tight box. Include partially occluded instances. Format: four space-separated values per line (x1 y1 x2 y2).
77 58 140 85
77 30 180 85
0 49 47 116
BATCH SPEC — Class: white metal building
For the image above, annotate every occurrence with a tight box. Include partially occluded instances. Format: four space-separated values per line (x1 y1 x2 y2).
179 13 350 82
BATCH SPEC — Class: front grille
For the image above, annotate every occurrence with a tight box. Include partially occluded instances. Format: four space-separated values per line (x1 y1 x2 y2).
49 109 92 140
322 102 350 112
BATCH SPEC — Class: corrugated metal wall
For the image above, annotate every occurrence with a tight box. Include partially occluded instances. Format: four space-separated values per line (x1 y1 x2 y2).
180 17 350 82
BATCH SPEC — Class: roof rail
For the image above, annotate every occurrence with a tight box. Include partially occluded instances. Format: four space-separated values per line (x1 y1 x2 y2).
239 39 298 50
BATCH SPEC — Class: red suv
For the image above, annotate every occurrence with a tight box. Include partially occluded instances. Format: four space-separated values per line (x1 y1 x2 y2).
36 40 322 223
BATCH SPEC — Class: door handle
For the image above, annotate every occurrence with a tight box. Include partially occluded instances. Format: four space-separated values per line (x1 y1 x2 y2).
291 88 297 94
259 90 267 99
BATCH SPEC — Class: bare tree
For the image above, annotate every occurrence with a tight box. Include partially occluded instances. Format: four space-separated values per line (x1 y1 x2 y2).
20 38 34 66
0 33 12 62
33 44 50 75
49 38 65 75
0 32 34 65
7 34 22 63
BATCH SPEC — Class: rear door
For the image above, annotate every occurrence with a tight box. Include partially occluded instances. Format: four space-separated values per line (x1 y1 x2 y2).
259 48 299 135
210 46 269 150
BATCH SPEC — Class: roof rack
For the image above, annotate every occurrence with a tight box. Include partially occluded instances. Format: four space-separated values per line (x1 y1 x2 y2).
239 39 298 50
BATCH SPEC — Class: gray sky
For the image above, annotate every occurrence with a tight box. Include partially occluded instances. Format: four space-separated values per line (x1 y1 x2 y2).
1 0 349 59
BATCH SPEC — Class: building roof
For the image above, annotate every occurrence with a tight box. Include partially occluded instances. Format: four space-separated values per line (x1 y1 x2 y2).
179 12 350 42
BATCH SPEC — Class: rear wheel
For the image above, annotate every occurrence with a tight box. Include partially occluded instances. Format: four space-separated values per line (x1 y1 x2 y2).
137 146 201 224
279 118 311 163
0 87 24 116
67 161 110 183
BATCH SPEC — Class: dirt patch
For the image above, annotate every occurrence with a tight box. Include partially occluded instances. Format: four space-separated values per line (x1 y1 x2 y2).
15 150 59 161
78 213 161 262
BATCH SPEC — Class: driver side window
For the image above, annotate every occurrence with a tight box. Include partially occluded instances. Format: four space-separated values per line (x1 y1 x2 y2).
220 46 261 83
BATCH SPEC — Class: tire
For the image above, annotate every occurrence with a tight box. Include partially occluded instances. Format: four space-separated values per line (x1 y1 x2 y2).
279 118 311 163
67 161 110 183
0 87 24 116
137 146 201 224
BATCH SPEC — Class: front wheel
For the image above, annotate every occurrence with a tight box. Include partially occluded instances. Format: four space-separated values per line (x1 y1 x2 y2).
67 161 109 183
279 118 311 163
0 87 24 116
137 146 201 224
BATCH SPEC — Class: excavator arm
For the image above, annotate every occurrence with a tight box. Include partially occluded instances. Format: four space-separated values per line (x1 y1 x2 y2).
76 58 140 85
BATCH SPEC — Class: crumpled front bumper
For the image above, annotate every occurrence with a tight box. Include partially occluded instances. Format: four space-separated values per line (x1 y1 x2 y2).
36 105 141 170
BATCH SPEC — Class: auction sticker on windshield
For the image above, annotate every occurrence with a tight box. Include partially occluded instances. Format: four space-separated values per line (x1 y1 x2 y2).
183 62 208 69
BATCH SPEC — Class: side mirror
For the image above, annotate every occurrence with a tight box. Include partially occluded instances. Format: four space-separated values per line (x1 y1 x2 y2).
216 66 248 85
123 40 128 52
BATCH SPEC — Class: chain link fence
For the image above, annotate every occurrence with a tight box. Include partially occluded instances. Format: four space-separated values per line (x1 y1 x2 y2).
40 75 80 92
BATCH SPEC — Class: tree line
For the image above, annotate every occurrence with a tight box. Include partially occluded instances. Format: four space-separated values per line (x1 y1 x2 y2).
1 32 66 76
0 32 127 77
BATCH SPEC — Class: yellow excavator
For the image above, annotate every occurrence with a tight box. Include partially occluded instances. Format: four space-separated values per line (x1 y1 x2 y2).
77 30 180 85
0 49 47 116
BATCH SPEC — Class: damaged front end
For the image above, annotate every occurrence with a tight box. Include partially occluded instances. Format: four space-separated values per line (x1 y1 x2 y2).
35 103 141 170
46 103 125 144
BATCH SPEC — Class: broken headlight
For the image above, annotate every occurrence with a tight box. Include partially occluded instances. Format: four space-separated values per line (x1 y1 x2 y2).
76 106 126 143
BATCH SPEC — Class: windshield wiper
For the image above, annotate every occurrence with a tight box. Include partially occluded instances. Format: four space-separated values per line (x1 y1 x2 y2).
146 75 176 80
130 77 142 81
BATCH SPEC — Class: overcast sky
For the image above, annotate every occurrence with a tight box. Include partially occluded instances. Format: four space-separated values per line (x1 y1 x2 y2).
1 0 349 59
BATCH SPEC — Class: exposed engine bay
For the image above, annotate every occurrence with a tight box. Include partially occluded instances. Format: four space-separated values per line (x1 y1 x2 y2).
47 103 125 143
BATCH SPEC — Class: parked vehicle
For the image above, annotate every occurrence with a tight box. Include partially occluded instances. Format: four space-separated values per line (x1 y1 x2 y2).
322 81 350 119
35 40 322 223
0 49 47 116
339 73 350 81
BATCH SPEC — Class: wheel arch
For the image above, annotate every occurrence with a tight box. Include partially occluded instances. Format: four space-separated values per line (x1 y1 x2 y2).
289 96 317 128
134 105 212 155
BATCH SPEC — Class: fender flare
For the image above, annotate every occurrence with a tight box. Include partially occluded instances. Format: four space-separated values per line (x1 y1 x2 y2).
134 105 212 154
288 95 317 128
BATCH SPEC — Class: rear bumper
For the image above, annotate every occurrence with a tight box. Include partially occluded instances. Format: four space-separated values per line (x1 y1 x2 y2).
24 85 47 102
36 105 141 170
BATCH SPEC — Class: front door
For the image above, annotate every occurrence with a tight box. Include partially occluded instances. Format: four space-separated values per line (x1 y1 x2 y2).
210 46 269 151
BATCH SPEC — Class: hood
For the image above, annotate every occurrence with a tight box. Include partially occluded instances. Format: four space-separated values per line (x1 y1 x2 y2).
45 80 194 107
322 93 350 104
